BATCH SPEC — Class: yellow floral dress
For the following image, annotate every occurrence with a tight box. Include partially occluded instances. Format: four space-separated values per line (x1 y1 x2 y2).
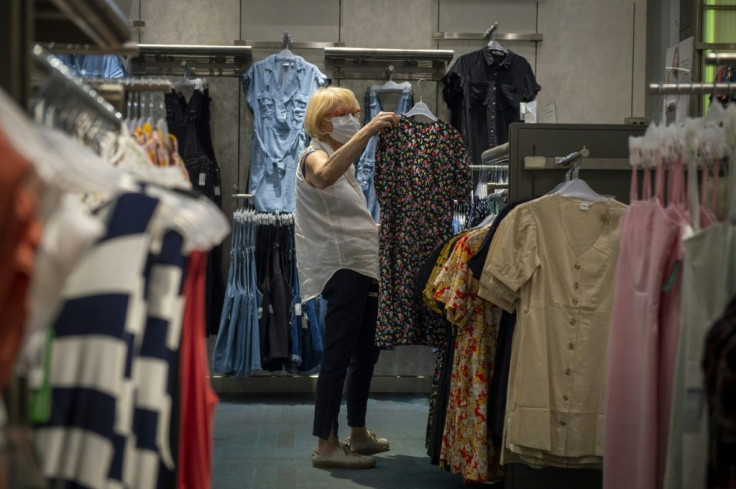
433 229 503 482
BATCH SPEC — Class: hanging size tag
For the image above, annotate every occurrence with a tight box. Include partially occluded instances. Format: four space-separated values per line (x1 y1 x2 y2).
662 260 682 292
199 173 206 186
580 203 590 211
302 316 309 330
294 303 302 316
214 186 221 196
258 307 263 320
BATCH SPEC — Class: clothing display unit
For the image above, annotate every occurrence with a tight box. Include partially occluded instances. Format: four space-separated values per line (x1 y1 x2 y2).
2 1 736 489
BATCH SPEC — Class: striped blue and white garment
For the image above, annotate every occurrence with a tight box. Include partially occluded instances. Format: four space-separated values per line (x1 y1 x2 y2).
35 189 190 489
128 229 187 489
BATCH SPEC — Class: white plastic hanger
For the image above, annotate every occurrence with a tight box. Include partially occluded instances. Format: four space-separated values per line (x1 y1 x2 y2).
174 67 203 91
404 79 437 121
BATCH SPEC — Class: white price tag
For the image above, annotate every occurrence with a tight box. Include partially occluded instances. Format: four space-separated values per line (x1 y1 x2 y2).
214 186 221 196
198 173 206 186
302 316 309 330
294 303 302 316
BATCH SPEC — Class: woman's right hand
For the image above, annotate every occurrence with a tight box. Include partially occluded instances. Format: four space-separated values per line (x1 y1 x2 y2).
365 111 400 136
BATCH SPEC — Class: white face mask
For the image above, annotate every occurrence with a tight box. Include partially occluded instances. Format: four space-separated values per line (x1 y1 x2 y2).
329 114 361 144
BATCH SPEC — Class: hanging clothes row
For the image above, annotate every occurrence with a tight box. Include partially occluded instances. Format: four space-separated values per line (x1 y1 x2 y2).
214 211 325 378
604 104 736 489
165 80 226 336
0 70 228 489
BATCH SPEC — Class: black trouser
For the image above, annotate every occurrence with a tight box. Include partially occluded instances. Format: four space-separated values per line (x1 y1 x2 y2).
313 269 381 440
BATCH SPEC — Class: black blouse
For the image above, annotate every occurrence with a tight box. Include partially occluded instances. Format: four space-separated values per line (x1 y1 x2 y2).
442 48 541 163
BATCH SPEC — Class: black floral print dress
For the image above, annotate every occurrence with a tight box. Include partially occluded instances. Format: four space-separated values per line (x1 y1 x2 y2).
374 117 472 349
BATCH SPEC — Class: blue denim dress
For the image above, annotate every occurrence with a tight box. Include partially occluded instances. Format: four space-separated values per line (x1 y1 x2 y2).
355 87 414 221
243 55 327 213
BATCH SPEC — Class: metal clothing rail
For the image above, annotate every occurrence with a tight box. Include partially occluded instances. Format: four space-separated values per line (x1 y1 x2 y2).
325 47 454 81
433 32 543 42
648 82 735 95
470 164 509 170
131 44 254 77
705 52 736 66
85 77 173 91
32 45 122 128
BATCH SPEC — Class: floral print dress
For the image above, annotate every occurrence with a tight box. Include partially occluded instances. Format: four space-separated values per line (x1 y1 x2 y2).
374 117 471 349
433 229 503 483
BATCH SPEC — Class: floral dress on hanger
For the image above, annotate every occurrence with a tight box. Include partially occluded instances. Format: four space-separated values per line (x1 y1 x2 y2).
433 229 503 483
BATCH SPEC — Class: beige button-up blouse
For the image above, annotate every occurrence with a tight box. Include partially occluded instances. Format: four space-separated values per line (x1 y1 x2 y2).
478 194 627 468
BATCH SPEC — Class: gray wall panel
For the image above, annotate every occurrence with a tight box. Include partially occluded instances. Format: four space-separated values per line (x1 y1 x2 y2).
140 0 240 44
438 0 537 33
341 0 438 49
241 0 340 42
536 0 635 124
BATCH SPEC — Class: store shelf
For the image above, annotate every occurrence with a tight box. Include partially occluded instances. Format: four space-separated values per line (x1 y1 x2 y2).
324 47 454 81
34 0 132 49
131 44 254 77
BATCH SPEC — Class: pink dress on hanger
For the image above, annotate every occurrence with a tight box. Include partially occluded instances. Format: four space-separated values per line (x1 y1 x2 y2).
603 164 680 489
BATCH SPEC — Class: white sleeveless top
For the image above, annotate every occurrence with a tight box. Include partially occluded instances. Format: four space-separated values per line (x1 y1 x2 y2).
294 138 380 300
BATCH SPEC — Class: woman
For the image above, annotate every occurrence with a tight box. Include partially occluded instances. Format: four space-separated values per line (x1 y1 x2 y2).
295 86 399 469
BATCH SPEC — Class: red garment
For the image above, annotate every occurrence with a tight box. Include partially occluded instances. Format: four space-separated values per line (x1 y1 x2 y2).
0 129 41 390
177 251 218 489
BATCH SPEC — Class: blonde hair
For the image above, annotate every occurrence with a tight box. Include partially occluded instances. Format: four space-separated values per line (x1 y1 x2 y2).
304 86 360 140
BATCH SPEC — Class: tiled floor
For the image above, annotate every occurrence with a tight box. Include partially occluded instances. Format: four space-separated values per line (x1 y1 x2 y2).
212 393 468 489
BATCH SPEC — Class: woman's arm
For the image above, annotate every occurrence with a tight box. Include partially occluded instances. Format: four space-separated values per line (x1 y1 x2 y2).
305 112 399 189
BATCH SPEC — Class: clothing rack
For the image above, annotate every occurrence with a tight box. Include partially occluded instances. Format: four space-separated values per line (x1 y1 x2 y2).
470 164 508 170
705 52 736 66
31 45 123 128
647 82 735 95
85 77 173 91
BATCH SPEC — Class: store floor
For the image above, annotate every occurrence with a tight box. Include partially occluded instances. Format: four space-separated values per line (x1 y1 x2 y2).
213 393 467 489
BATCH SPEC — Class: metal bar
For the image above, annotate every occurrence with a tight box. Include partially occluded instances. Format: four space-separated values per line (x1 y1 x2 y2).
136 43 253 57
470 164 509 170
32 45 122 128
524 157 631 171
487 182 509 189
324 47 454 61
705 52 736 65
696 42 736 50
85 77 173 91
647 82 735 94
242 41 344 49
433 31 543 42
232 193 254 198
41 41 139 55
702 4 736 10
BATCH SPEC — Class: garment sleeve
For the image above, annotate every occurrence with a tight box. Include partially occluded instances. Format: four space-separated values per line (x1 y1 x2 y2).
442 65 464 131
448 128 473 201
242 65 256 110
518 58 542 103
373 129 391 203
478 206 539 313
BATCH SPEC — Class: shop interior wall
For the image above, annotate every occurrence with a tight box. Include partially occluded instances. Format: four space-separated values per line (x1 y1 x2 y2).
125 0 647 378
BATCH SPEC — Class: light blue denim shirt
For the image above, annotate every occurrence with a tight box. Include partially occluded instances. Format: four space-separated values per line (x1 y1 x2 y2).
355 86 414 221
243 55 327 213
55 54 126 78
